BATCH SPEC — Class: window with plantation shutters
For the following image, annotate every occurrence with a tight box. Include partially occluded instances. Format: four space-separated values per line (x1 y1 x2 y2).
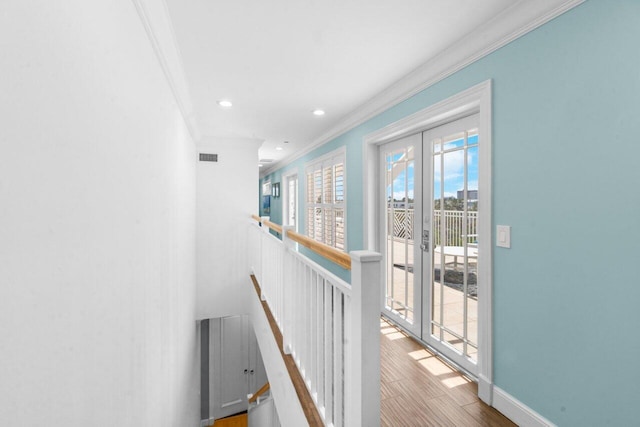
305 148 346 251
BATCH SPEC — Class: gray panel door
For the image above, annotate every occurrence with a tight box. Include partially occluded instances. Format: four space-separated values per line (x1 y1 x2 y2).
211 315 269 420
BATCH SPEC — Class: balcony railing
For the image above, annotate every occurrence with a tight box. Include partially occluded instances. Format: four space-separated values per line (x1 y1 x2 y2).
249 215 381 427
389 208 478 246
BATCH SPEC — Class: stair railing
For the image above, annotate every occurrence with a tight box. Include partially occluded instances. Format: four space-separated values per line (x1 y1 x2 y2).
249 215 381 427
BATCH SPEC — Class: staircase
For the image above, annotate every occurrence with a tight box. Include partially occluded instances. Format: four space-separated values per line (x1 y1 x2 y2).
211 383 278 427
211 412 247 427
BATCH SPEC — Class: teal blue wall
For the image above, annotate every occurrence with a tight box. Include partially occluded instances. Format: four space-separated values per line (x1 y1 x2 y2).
259 171 283 223
261 1 640 424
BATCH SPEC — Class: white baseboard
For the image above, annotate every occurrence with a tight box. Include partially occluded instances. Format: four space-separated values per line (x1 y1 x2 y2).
200 417 214 427
493 386 555 427
477 374 493 404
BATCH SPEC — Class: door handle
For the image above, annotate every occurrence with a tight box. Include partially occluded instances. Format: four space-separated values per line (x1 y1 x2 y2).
244 369 248 374
250 369 254 375
421 230 429 252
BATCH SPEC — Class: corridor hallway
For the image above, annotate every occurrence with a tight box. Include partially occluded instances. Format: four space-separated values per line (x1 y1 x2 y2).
380 318 515 427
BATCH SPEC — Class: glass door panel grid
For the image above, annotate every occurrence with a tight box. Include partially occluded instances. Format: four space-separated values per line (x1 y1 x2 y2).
431 128 479 361
385 147 415 323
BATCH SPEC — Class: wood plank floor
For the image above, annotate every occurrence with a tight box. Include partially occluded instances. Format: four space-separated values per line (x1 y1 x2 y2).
380 318 516 427
211 412 247 427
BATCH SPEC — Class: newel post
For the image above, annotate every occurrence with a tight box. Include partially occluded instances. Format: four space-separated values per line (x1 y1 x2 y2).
260 216 270 233
349 250 382 427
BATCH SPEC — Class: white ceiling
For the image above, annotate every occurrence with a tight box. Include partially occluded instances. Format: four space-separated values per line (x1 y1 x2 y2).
164 0 515 168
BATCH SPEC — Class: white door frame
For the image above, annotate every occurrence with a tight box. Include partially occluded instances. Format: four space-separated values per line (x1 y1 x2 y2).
363 80 493 403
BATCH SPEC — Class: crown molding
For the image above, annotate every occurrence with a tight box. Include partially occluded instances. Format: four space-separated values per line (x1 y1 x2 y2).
131 0 201 143
197 137 263 152
261 0 584 177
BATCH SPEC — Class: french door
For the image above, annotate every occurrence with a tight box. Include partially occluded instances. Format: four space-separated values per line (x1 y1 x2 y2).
381 113 481 375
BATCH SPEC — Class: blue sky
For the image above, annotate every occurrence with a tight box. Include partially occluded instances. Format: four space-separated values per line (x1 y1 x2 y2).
389 138 478 201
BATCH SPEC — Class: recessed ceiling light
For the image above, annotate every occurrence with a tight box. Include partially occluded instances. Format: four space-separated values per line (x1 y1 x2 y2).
258 164 263 167
312 109 325 116
275 147 283 151
217 100 233 108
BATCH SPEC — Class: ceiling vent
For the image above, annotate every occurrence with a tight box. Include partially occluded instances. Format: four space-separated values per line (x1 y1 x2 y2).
259 159 273 163
199 153 218 162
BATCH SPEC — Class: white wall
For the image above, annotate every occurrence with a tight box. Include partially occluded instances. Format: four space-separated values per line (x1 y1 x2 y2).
0 1 199 425
196 138 261 319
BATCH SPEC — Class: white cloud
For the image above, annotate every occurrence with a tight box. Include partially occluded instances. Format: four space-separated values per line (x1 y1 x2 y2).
433 150 464 182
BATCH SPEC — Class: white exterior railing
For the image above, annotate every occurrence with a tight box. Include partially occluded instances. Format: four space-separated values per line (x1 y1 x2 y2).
433 210 478 246
389 208 478 246
249 218 381 427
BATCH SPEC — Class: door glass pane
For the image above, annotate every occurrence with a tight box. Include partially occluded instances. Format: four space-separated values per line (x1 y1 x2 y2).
384 147 415 323
440 149 465 351
466 143 478 351
443 131 465 151
432 152 442 338
431 126 479 363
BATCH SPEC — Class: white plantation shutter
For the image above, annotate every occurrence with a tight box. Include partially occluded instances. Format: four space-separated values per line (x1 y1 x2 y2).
314 169 322 203
335 208 345 250
305 149 346 250
323 166 333 203
324 207 334 247
334 163 344 202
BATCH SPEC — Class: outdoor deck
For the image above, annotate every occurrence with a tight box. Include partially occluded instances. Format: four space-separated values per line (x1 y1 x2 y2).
380 318 514 427
387 238 478 358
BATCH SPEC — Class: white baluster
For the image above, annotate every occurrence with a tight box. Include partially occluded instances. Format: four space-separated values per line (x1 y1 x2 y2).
333 287 344 427
281 226 295 354
323 283 333 424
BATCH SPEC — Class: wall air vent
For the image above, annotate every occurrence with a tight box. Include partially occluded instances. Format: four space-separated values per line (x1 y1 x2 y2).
258 159 273 163
199 153 218 162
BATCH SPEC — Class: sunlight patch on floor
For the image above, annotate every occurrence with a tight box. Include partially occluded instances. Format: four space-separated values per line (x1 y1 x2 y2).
384 331 408 340
408 348 432 360
419 357 455 376
442 375 471 389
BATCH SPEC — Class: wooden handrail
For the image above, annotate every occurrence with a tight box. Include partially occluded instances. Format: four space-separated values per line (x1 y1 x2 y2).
248 382 270 404
287 230 351 270
251 214 283 235
251 215 351 270
263 219 283 235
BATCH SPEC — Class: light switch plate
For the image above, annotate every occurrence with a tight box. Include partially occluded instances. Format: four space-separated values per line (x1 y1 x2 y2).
496 225 511 248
